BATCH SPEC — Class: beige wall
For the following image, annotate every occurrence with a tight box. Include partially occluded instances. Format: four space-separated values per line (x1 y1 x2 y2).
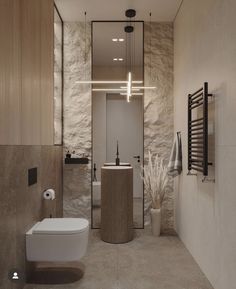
174 1 236 288
0 0 54 145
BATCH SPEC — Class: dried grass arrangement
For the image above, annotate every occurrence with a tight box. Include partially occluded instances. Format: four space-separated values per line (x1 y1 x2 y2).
141 151 169 209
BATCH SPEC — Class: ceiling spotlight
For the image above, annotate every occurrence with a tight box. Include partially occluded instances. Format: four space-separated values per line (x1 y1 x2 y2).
118 58 123 61
119 38 124 42
113 58 118 61
112 38 118 42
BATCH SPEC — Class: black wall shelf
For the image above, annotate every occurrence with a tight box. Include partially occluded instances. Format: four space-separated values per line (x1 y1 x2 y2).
65 158 89 164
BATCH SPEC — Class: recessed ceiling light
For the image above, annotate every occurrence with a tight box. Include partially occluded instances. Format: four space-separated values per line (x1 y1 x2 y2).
112 38 118 42
119 38 124 42
113 58 118 61
118 58 123 61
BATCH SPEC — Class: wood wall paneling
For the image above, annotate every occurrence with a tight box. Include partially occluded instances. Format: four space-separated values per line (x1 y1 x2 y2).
41 0 54 145
0 0 21 144
0 0 54 145
21 0 42 145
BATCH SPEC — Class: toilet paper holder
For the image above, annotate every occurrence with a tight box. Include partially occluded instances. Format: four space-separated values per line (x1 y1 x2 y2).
43 189 55 200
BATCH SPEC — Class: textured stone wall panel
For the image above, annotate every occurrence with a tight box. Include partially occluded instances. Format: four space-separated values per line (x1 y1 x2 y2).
144 22 174 232
63 22 91 221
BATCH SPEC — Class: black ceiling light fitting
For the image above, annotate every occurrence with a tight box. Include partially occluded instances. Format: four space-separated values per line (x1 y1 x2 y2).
124 25 134 33
125 9 136 18
124 9 136 33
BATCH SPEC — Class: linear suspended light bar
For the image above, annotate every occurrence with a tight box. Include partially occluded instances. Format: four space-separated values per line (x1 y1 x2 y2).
92 88 127 91
92 88 140 92
127 72 132 103
76 80 143 84
120 92 143 96
120 86 156 89
132 86 156 89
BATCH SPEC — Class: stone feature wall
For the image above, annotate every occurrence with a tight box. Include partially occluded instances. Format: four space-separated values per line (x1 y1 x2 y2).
63 22 92 220
63 22 174 231
144 23 174 231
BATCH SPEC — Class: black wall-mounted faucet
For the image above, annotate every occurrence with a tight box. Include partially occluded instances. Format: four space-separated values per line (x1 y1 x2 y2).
116 141 120 166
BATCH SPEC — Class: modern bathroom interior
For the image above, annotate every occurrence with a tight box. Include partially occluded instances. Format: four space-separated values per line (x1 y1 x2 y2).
0 0 236 289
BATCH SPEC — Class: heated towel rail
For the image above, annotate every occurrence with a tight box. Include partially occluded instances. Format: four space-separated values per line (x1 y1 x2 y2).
188 82 213 177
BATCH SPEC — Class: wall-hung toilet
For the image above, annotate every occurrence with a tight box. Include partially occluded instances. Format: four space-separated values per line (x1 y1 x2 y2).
26 218 89 262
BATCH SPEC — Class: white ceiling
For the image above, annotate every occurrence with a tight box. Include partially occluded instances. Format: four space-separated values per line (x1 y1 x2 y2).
55 0 182 22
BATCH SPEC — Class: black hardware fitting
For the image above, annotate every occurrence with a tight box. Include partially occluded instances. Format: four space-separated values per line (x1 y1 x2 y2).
133 155 140 162
28 167 37 186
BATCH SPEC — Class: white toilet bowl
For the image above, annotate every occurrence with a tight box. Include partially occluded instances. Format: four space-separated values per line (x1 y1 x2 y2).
26 218 89 262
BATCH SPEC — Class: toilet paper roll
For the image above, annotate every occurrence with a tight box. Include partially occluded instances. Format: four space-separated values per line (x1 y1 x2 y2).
43 189 55 200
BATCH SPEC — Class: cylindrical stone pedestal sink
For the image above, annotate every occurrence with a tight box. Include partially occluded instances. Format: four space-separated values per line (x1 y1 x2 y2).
101 166 133 243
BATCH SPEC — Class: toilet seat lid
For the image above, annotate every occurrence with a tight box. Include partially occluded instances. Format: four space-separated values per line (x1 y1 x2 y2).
32 218 89 235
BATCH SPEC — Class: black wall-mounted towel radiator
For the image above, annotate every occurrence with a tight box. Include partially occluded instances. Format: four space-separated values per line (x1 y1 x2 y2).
188 82 212 176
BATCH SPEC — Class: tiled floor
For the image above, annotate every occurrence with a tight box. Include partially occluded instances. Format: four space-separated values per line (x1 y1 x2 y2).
24 228 214 289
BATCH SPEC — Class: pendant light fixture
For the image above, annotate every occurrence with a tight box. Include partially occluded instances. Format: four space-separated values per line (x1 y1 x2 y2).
84 11 87 64
123 9 156 102
76 10 143 87
76 9 156 102
76 9 143 89
124 9 135 102
149 12 152 81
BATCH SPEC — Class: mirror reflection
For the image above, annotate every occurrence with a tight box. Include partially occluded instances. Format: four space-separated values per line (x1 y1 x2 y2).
92 21 144 228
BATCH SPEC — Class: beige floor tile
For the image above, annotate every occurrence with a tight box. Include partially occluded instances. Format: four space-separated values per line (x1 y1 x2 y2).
24 228 213 289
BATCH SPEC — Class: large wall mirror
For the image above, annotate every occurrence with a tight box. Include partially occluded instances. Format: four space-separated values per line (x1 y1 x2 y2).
91 21 144 229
